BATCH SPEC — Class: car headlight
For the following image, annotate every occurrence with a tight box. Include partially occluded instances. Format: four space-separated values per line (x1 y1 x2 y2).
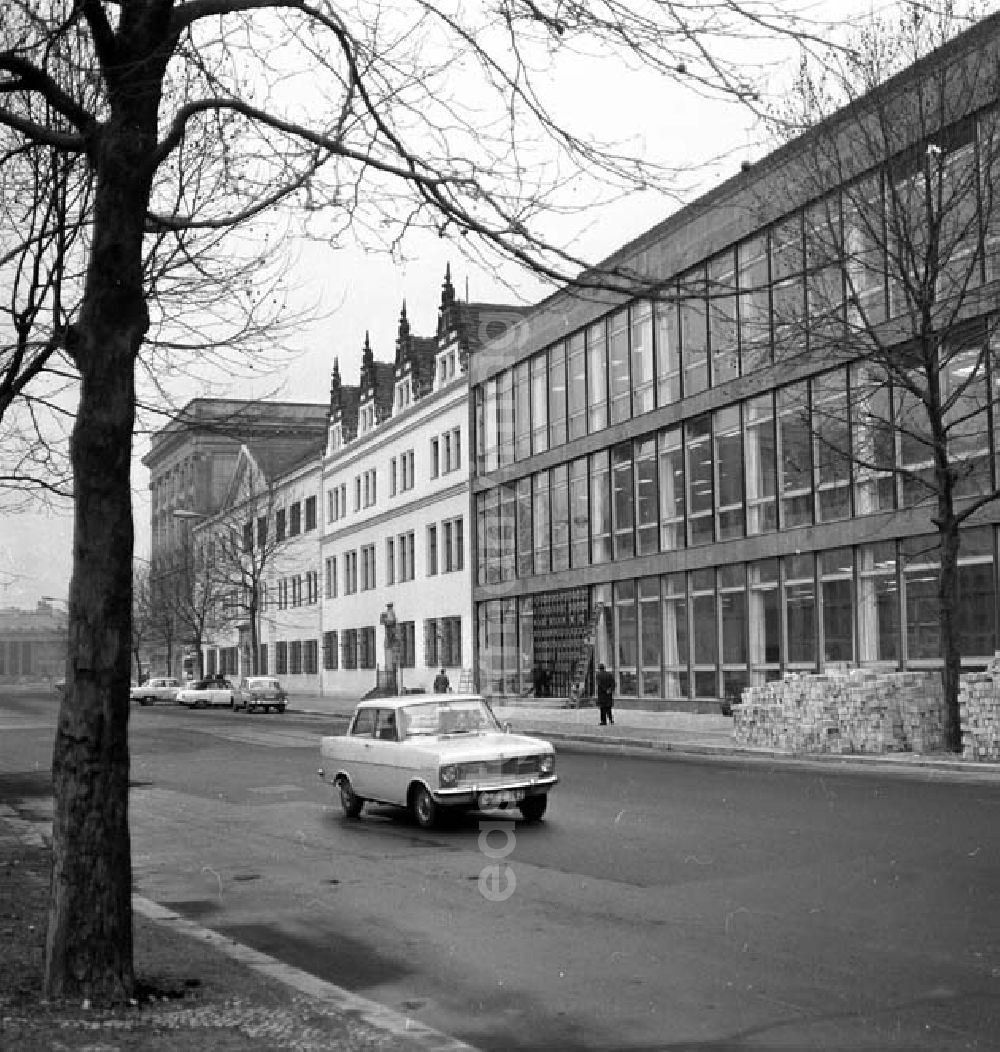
439 764 458 787
539 753 555 775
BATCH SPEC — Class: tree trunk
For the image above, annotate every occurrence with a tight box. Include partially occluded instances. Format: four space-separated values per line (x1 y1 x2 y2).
44 53 161 996
938 518 963 753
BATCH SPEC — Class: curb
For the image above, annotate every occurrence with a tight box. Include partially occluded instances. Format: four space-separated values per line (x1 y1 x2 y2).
133 898 482 1052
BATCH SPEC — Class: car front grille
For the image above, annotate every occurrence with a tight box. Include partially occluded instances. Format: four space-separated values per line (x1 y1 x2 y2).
455 755 541 787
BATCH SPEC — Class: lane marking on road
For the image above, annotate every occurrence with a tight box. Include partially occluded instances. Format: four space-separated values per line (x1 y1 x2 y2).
247 785 303 795
133 896 483 1052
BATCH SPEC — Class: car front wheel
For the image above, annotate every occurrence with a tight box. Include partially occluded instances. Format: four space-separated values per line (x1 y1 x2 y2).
412 785 438 830
339 778 363 819
519 795 548 822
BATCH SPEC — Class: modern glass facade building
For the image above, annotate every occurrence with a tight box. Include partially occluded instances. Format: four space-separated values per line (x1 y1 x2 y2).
469 16 1000 710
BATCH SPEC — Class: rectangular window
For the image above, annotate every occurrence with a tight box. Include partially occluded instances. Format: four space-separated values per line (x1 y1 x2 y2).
361 544 376 590
291 576 302 607
399 531 415 582
242 521 253 553
399 621 416 668
342 629 358 670
657 426 685 551
771 215 805 359
550 464 570 572
516 476 533 577
390 457 398 495
608 309 631 424
430 437 440 478
611 442 635 560
691 568 718 698
276 508 286 542
257 515 267 548
500 482 516 582
323 630 338 670
386 536 395 585
424 618 439 667
498 369 514 467
567 332 587 441
714 405 744 541
586 320 608 433
444 516 464 572
359 626 376 669
739 233 771 372
325 556 337 599
680 266 708 396
327 488 335 524
709 250 739 385
532 471 550 575
530 354 548 454
777 382 813 528
745 394 777 535
276 641 288 675
749 558 780 684
305 496 317 531
354 476 361 511
685 415 713 546
304 639 318 675
590 449 612 564
614 579 638 697
662 572 689 698
639 577 662 697
514 360 532 461
631 301 655 414
426 524 438 575
259 644 268 675
569 457 590 568
634 437 658 557
655 292 681 405
858 541 899 664
784 552 817 668
820 548 854 665
307 570 319 604
548 342 568 447
344 550 358 595
290 502 301 536
812 369 852 522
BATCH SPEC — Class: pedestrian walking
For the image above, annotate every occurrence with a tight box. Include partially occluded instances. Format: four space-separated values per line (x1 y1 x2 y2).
595 663 615 725
433 668 450 693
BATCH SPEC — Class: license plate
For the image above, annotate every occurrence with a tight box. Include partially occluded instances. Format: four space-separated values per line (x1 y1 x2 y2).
479 789 525 809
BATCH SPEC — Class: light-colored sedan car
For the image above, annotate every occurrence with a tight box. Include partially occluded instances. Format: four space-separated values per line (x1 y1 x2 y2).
176 677 234 708
318 694 557 828
234 676 287 713
130 676 182 706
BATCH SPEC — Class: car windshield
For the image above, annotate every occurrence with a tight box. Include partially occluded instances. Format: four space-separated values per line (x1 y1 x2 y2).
247 678 280 690
399 698 500 738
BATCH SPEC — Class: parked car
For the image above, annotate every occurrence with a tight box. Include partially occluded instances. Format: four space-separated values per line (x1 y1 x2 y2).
318 694 557 829
234 676 287 713
130 676 182 706
176 677 234 708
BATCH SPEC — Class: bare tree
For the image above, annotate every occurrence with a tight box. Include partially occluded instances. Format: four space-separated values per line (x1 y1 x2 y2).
761 2 1000 750
0 0 831 1002
130 564 154 684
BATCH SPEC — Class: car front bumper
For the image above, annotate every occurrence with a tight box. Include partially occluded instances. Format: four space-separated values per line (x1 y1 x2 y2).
432 775 558 807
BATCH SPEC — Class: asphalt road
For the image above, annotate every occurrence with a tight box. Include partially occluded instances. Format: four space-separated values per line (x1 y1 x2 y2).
3 690 1000 1051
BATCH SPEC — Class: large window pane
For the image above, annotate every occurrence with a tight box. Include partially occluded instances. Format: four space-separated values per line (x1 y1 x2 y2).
590 450 612 564
719 564 747 666
784 552 816 668
681 267 708 395
497 369 514 467
532 471 550 575
662 573 689 697
569 457 590 568
739 234 770 371
500 481 517 581
550 464 569 572
778 382 813 528
858 541 899 665
612 442 635 560
691 568 717 698
685 414 713 546
634 437 659 557
657 426 685 551
851 362 895 514
514 360 532 461
771 215 806 361
587 320 608 433
956 527 996 659
902 535 940 661
639 577 662 697
709 250 739 384
516 476 533 577
548 342 568 448
655 293 681 405
812 369 852 522
481 378 498 472
631 302 655 414
749 558 780 684
615 580 638 697
714 405 744 541
567 332 587 441
843 175 886 328
530 354 548 455
944 340 990 498
820 547 854 664
745 394 777 535
609 309 631 424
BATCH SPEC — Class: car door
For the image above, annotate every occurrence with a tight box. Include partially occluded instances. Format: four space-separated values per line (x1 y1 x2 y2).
339 708 377 796
365 708 404 803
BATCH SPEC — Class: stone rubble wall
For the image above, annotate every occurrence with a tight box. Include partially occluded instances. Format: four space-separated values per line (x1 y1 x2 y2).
734 670 947 755
959 673 1000 761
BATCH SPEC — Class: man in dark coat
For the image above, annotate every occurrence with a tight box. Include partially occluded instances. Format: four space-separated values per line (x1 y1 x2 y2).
595 663 615 726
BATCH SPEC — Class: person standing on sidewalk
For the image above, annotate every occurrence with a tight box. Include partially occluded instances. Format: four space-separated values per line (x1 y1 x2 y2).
596 663 615 726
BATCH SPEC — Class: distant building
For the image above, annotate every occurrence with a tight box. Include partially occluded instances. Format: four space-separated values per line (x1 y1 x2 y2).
0 600 68 683
143 398 328 678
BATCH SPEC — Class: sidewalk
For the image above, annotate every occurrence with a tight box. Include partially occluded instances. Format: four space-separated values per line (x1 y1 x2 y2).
287 691 1000 781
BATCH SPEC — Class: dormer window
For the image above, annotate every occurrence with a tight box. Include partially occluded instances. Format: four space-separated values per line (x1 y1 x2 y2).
436 346 457 388
359 402 375 434
394 377 412 412
328 421 343 453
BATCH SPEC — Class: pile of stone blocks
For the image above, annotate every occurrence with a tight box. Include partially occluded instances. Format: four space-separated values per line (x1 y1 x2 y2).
959 669 1000 761
734 669 946 755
